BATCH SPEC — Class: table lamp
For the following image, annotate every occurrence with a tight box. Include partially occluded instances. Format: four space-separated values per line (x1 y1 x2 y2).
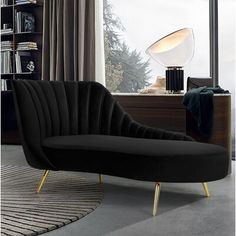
146 28 194 93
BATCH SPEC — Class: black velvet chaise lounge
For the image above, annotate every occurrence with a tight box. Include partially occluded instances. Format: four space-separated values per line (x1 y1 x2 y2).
11 80 228 216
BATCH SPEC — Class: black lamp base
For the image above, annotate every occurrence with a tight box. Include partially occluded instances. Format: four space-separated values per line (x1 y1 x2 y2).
166 67 184 93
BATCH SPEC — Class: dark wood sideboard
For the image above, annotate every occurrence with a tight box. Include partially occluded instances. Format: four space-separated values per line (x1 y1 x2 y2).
113 93 232 173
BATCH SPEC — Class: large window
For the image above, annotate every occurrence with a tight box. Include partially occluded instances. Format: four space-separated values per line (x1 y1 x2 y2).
219 0 235 104
103 0 210 93
218 0 235 150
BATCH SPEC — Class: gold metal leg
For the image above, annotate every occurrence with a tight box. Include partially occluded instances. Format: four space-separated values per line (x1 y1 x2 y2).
36 170 50 193
153 182 161 216
202 182 210 197
99 174 103 184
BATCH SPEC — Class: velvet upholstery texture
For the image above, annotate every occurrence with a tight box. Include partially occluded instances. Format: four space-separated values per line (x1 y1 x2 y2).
43 135 227 182
11 80 228 182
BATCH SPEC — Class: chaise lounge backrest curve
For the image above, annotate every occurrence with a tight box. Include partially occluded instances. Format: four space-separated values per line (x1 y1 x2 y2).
11 80 229 216
11 80 193 170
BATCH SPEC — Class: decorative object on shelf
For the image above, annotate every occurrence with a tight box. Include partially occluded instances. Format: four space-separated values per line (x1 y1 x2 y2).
15 51 35 73
15 11 35 33
26 60 35 72
3 23 9 28
139 76 167 94
146 28 195 93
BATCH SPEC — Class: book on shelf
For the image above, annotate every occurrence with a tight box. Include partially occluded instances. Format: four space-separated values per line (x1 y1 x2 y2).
1 51 13 74
1 41 13 51
17 41 38 50
0 28 13 35
15 11 35 33
1 79 7 91
0 0 9 6
15 51 35 73
15 0 37 5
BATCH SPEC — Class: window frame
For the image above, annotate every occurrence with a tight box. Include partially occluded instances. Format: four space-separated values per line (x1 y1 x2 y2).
209 0 219 86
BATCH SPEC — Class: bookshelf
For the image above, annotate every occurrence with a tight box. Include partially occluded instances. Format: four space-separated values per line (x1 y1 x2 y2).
1 0 43 144
1 0 43 90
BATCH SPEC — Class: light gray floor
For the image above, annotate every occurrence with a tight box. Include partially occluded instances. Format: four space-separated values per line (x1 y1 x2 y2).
1 145 235 236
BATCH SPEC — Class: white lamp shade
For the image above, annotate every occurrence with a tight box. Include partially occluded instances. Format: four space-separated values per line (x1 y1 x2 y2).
146 28 194 67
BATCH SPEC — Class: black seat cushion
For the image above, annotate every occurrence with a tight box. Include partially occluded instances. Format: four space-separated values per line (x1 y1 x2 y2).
43 135 228 182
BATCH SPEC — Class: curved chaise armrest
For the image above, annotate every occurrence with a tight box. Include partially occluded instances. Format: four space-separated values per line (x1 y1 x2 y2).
128 121 194 141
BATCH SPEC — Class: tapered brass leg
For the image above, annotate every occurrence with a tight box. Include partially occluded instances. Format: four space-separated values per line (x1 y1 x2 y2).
153 182 161 216
99 174 103 184
202 182 210 197
36 170 50 193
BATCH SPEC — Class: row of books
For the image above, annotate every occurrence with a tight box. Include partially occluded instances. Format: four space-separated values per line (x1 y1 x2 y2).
0 0 37 6
15 11 35 33
1 41 13 51
1 41 38 51
0 0 9 6
17 41 38 50
1 11 35 35
0 28 13 35
1 51 35 74
1 51 13 74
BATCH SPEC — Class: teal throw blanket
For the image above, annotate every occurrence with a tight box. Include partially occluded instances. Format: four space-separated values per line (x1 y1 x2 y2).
182 86 229 138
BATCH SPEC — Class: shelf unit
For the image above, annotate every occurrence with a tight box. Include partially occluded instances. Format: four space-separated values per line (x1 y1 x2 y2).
1 0 43 144
1 0 43 87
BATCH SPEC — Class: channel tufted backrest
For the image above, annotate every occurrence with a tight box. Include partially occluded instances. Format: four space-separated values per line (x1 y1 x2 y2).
12 80 134 169
12 80 193 169
12 80 133 140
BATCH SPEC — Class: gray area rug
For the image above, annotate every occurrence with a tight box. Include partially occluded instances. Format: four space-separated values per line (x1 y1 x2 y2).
1 165 104 236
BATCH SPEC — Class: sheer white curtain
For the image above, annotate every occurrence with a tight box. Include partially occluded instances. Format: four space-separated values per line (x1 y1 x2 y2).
95 0 106 86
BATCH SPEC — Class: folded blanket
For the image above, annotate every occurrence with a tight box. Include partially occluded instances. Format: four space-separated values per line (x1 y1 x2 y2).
182 86 229 138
